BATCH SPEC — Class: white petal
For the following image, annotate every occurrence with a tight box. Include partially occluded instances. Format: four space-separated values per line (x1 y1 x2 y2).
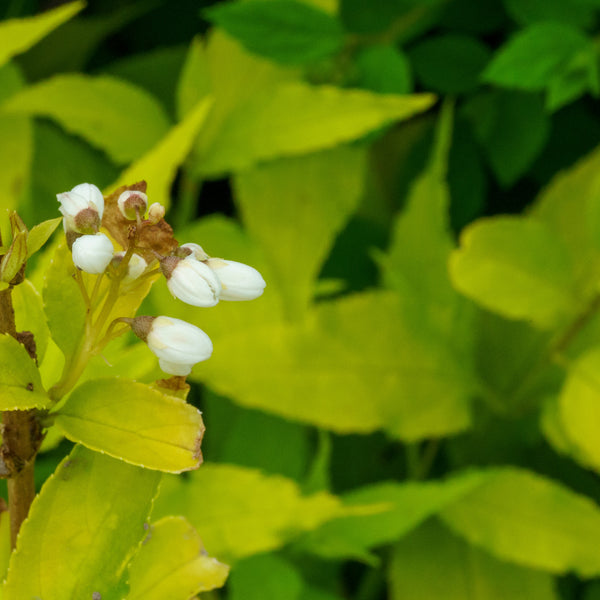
158 359 193 376
207 258 266 301
71 183 104 218
71 233 114 274
167 257 221 307
180 242 209 261
147 316 213 365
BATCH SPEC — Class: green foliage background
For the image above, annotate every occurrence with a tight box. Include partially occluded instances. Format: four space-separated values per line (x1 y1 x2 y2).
4 0 600 598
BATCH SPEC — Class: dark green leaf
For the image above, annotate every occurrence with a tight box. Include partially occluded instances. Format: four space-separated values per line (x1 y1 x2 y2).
204 0 344 65
483 22 591 90
410 34 491 94
355 44 412 94
504 0 595 28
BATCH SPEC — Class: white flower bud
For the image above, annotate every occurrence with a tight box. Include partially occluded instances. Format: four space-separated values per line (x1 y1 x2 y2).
71 233 114 274
206 258 266 301
57 183 104 233
162 256 221 307
145 316 213 376
118 190 148 220
180 242 209 261
113 251 148 280
147 202 166 224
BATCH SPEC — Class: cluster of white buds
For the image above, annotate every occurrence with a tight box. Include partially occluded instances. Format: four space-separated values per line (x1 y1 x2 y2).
56 182 266 377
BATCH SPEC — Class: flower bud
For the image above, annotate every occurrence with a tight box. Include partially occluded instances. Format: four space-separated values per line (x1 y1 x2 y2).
57 183 104 234
118 190 148 220
113 251 148 280
71 233 114 274
147 202 165 224
131 315 213 376
161 256 221 307
206 258 266 301
179 242 209 261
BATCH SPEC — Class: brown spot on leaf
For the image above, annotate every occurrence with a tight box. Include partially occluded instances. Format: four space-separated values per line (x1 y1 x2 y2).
16 330 37 363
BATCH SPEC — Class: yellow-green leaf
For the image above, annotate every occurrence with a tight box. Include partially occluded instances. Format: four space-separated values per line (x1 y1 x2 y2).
199 82 435 176
26 216 61 257
390 520 558 600
450 216 575 328
0 231 26 283
110 96 212 209
54 378 205 473
439 467 600 576
127 516 229 600
3 445 161 600
0 1 84 69
153 463 345 561
234 145 366 319
2 74 171 164
176 36 211 120
558 347 600 472
42 241 86 360
0 333 48 409
13 279 50 363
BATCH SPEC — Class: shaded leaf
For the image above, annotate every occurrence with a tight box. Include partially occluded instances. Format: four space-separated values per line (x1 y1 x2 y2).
205 0 344 65
504 0 594 28
483 23 591 91
390 520 558 599
12 278 50 363
176 37 211 120
2 74 171 164
127 516 229 600
355 44 412 95
3 445 161 599
54 378 205 473
440 467 600 576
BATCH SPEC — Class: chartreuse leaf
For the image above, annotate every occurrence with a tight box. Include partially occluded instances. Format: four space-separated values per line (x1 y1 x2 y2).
199 82 435 176
483 23 591 91
0 1 84 69
205 0 344 65
153 463 346 561
0 507 10 597
176 36 211 120
127 516 229 600
199 291 472 440
0 63 32 213
13 279 50 363
53 378 205 473
3 445 161 600
449 216 575 329
531 144 600 297
464 90 549 186
234 145 367 319
557 347 600 472
439 467 600 576
298 471 487 562
26 216 61 257
110 96 212 210
42 241 86 359
0 334 48 409
1 74 171 164
390 520 558 600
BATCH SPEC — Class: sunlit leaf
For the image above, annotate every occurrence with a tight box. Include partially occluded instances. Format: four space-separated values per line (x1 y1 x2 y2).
449 216 575 328
26 217 61 258
3 445 161 599
390 520 558 600
127 516 229 600
153 463 345 561
177 37 211 120
0 334 48 410
199 82 435 176
110 96 212 209
2 74 171 164
0 1 84 69
13 279 50 363
234 145 366 319
440 467 600 576
54 378 204 473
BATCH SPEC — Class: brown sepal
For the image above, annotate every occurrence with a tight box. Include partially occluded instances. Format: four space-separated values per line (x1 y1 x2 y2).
102 181 179 263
